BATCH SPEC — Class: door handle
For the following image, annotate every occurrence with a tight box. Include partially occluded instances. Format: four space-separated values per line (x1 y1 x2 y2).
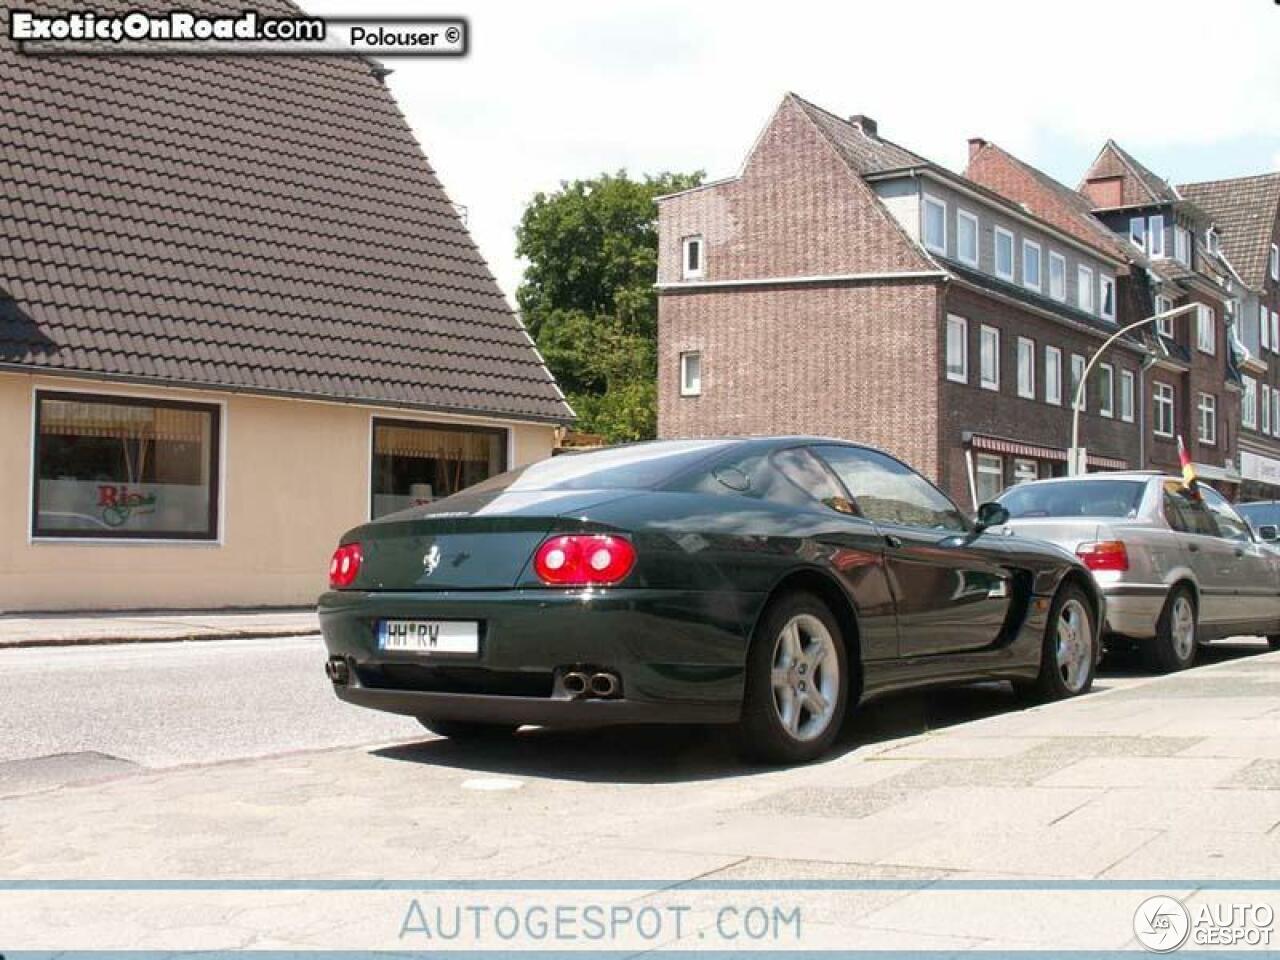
884 534 903 549
1188 543 1199 553
1235 548 1245 558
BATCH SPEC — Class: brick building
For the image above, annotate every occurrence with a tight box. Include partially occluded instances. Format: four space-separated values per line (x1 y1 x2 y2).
656 94 1143 508
1077 141 1244 492
1179 173 1280 500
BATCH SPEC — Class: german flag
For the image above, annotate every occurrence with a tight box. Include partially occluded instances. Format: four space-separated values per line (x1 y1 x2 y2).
1177 435 1199 495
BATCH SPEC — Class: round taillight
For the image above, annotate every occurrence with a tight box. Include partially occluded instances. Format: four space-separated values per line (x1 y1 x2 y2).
533 535 636 586
328 542 363 588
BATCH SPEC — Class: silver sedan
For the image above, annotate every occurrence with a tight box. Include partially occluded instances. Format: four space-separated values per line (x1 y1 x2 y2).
994 472 1280 671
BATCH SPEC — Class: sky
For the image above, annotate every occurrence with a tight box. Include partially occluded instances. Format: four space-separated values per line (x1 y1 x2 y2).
308 0 1280 302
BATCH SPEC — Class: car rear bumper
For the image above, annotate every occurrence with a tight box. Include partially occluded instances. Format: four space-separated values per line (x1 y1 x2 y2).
317 587 758 726
1098 583 1168 639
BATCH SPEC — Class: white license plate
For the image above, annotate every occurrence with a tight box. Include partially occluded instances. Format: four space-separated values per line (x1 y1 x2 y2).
378 620 479 655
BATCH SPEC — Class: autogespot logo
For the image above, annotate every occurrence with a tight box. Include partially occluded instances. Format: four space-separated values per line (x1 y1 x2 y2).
1134 896 1192 953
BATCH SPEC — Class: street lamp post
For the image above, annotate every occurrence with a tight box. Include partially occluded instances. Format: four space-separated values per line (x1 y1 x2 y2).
1068 302 1201 476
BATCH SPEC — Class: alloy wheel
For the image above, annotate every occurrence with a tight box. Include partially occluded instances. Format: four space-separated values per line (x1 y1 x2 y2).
1171 595 1196 662
770 613 840 742
1056 597 1092 694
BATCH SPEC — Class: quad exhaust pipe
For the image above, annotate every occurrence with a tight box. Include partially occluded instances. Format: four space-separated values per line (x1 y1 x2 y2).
561 669 620 699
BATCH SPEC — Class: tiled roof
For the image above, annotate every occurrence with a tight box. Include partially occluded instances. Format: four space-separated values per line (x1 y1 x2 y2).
789 94 927 175
964 141 1134 264
0 0 572 422
1180 173 1280 290
1086 140 1181 207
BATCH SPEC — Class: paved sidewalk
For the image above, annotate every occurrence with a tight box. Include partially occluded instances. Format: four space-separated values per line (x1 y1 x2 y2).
0 608 319 648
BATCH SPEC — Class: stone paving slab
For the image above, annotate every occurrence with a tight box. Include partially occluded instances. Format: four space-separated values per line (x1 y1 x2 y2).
0 609 319 648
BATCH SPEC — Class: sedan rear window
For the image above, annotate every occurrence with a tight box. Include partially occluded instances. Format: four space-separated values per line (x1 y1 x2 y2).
998 479 1146 519
463 439 737 493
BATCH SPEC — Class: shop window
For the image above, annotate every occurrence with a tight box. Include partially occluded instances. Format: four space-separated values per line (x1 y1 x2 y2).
1013 459 1038 485
33 391 220 540
975 453 1004 504
371 419 506 519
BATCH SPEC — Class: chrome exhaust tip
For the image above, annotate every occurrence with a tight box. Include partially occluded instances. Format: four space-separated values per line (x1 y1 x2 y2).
589 672 619 698
325 657 350 685
562 671 590 697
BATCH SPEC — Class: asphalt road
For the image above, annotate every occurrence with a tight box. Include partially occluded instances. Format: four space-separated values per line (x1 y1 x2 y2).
0 634 1266 799
0 635 422 774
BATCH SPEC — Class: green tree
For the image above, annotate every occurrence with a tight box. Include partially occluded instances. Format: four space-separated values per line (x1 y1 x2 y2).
516 170 703 442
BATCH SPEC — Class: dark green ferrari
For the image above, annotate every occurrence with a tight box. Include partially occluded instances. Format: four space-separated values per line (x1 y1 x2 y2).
319 437 1102 763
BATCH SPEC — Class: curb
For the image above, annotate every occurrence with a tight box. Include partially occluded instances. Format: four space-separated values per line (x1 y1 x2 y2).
0 628 319 650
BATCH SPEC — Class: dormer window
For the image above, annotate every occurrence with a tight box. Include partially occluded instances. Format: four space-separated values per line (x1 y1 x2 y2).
1206 227 1220 255
923 193 947 255
1174 225 1192 266
1271 243 1279 282
681 236 704 279
1100 275 1116 322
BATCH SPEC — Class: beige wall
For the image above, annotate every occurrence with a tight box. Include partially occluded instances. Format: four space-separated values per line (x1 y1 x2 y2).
0 372 556 612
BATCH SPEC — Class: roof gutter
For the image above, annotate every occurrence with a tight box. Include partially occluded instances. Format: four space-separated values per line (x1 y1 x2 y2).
866 166 1129 270
655 270 947 292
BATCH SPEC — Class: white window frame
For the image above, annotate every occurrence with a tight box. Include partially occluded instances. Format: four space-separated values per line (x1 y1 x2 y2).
1273 388 1280 439
1077 264 1094 313
980 325 1000 391
1243 376 1258 430
1070 353 1086 412
1197 392 1217 446
1044 345 1062 406
1129 216 1146 250
1206 227 1220 255
1048 251 1066 302
1017 336 1036 400
1013 459 1039 485
1022 238 1042 292
1099 363 1115 418
975 453 1004 503
1154 382 1175 438
1174 225 1191 266
681 235 704 279
1262 302 1271 352
679 351 702 396
1197 303 1215 355
1155 294 1174 337
956 209 979 267
922 193 948 255
1099 274 1117 322
945 314 968 383
994 226 1015 281
1271 243 1279 282
1148 214 1165 258
1265 384 1273 435
1120 368 1135 423
1272 310 1279 355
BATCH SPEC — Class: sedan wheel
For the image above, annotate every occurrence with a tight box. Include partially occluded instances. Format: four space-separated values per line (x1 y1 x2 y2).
737 592 849 765
1146 586 1197 673
1055 597 1093 694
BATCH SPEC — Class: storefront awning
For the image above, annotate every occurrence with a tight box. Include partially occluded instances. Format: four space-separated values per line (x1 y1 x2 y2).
967 434 1128 471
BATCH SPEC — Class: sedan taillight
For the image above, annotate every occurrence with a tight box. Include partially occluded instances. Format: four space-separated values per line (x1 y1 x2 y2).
1076 540 1129 572
329 542 363 588
533 534 636 586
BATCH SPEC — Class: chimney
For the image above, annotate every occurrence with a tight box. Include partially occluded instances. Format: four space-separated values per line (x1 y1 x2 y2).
848 114 877 138
968 138 986 162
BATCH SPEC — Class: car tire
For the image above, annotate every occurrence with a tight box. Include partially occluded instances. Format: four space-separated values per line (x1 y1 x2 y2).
1268 636 1280 651
1015 581 1097 703
1146 586 1198 673
417 718 520 740
736 591 850 765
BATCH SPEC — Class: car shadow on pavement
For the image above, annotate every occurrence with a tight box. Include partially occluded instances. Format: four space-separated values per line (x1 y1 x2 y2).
370 680 1029 784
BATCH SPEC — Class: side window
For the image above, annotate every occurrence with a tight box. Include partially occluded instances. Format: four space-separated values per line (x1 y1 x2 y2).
771 447 856 515
1200 487 1252 542
814 445 968 532
1162 482 1219 537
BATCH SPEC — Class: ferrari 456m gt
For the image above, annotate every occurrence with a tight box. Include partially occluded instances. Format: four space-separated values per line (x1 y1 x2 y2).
319 437 1102 764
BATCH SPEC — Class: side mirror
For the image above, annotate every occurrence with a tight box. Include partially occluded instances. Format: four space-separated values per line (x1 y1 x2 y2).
1259 524 1278 543
974 501 1010 533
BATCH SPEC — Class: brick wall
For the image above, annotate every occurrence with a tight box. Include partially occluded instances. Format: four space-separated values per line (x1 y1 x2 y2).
659 280 942 479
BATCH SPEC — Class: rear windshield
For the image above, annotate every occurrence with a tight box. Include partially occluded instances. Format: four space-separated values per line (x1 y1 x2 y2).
463 439 737 493
998 479 1146 519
